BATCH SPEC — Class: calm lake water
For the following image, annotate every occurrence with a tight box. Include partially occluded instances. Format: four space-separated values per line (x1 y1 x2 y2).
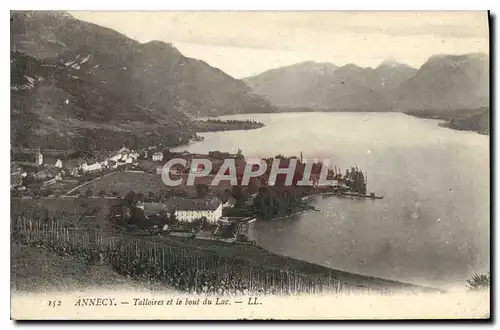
172 112 490 289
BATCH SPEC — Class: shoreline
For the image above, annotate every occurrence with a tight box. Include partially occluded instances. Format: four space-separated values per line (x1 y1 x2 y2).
11 234 444 294
203 110 489 136
12 112 477 296
191 118 265 133
403 108 489 135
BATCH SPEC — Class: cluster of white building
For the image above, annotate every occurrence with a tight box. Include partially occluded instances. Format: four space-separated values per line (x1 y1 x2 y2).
55 147 141 176
14 146 164 177
12 146 167 192
140 196 236 224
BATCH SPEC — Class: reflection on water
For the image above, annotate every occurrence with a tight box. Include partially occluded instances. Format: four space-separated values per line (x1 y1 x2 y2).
173 112 490 288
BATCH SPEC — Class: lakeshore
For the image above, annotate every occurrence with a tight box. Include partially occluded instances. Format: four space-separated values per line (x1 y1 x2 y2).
192 118 265 132
11 223 443 294
404 107 489 135
11 112 489 292
170 112 489 289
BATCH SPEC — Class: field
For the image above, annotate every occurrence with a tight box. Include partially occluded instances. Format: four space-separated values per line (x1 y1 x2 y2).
11 217 442 295
132 235 437 292
12 243 131 292
11 193 442 294
11 193 442 290
11 197 119 230
11 243 176 293
74 171 175 197
11 220 368 295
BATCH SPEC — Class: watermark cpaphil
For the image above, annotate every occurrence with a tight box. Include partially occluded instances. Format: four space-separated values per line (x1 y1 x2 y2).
158 158 342 187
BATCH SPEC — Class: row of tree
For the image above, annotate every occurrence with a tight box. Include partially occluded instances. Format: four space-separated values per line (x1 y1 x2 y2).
466 273 491 291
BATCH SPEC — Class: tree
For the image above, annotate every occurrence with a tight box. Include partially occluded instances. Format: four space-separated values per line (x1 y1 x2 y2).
166 210 178 226
84 188 93 197
121 205 132 227
73 135 95 159
232 185 248 208
192 216 207 230
22 175 35 186
11 104 39 148
98 189 106 197
157 191 168 202
135 193 145 203
253 186 302 220
163 149 173 161
124 191 136 205
130 206 148 229
235 148 244 160
466 273 490 291
41 189 53 197
195 184 209 198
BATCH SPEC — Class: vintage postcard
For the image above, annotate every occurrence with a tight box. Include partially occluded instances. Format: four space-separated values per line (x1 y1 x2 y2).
10 10 490 320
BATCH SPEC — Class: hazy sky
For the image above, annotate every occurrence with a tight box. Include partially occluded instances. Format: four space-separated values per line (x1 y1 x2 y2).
70 11 489 78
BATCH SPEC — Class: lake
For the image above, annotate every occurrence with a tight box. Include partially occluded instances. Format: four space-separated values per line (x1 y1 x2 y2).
172 112 490 289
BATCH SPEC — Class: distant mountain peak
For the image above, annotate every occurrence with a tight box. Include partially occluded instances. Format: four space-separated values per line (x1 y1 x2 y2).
425 53 489 67
393 53 489 110
243 60 338 81
304 61 337 67
271 61 338 74
430 52 488 60
304 62 338 75
377 59 412 69
291 60 337 67
336 63 365 72
242 52 488 112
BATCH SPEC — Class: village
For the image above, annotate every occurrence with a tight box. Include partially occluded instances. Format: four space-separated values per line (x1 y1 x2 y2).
10 144 412 297
10 145 261 244
11 142 375 248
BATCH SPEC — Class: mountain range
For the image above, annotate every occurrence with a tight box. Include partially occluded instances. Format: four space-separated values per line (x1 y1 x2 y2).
391 54 489 111
243 55 489 112
11 11 274 150
11 11 490 151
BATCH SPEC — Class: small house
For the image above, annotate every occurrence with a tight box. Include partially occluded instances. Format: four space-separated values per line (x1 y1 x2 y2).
109 154 122 162
116 160 126 167
108 160 118 169
35 170 48 180
11 173 23 189
152 152 164 162
110 147 131 162
63 160 81 176
143 202 170 217
11 164 21 175
82 162 102 172
45 167 63 181
222 196 236 208
41 155 64 171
